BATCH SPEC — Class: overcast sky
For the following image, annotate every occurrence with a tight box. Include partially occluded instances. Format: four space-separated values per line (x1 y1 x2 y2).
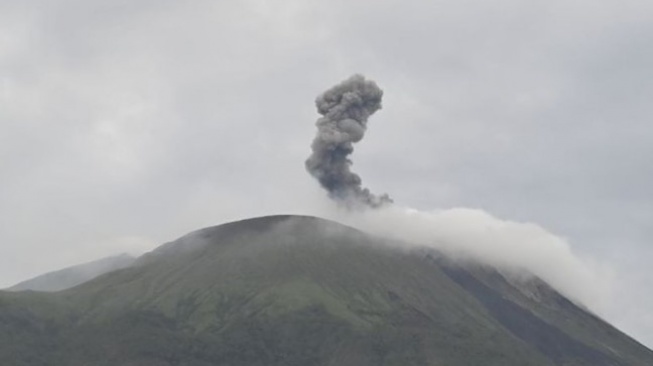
1 0 652 348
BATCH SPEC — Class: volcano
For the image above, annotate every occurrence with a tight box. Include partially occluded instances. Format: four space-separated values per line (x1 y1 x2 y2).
1 215 651 365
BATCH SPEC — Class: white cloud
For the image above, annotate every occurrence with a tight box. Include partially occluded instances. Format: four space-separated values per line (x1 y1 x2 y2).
328 205 613 312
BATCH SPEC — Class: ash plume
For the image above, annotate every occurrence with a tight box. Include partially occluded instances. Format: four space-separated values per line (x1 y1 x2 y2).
306 75 392 208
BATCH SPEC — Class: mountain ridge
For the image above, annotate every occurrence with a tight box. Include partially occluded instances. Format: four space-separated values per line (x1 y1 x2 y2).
1 214 651 365
7 253 136 292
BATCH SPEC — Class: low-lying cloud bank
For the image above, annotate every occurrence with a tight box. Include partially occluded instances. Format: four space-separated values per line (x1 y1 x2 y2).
321 204 612 312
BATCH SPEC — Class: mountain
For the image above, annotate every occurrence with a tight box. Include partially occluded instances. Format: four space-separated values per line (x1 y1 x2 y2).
7 253 136 292
0 215 651 365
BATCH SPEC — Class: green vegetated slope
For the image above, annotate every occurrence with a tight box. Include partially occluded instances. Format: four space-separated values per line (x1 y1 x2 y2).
1 215 652 365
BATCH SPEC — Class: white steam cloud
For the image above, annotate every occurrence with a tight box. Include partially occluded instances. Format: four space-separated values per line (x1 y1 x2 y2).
327 205 611 310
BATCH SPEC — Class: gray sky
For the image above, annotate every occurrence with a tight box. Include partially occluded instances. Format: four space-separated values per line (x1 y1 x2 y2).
1 0 652 348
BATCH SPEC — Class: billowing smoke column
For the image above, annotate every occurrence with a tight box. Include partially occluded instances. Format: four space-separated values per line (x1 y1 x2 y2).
306 75 392 208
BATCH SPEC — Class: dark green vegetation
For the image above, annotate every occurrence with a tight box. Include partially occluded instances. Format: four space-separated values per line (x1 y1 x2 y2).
7 253 135 292
1 215 652 365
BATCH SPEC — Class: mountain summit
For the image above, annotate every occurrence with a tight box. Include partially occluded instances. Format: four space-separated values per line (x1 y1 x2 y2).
1 215 652 365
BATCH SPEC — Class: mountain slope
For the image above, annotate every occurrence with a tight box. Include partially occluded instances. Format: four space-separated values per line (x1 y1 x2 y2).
7 253 136 292
0 215 651 365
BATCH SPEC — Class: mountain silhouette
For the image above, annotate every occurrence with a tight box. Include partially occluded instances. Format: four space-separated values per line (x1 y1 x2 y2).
1 215 651 365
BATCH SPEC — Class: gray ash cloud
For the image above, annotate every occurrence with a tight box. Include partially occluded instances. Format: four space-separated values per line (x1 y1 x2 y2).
305 75 392 208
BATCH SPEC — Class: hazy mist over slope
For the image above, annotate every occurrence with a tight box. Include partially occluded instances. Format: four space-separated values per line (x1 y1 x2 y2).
328 206 610 309
8 253 135 292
